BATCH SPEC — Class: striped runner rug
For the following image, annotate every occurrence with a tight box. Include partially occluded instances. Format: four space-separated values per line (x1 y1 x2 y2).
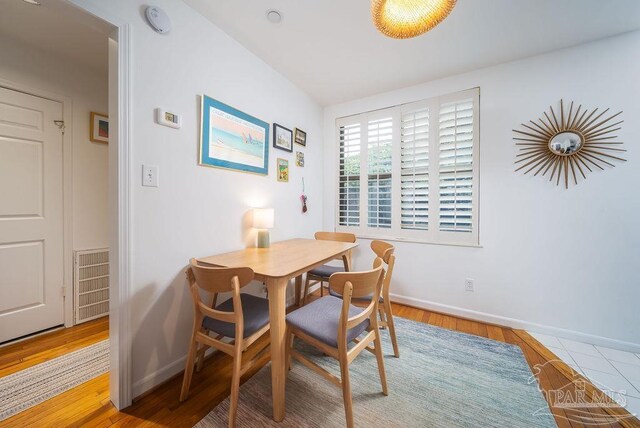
196 317 556 427
0 339 109 421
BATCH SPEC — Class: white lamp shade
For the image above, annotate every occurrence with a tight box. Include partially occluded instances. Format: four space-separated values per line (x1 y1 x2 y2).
253 208 274 229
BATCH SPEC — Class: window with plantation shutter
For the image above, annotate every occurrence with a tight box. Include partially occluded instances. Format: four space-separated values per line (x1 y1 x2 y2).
438 99 474 233
367 117 393 228
400 108 429 231
336 88 479 246
338 123 361 226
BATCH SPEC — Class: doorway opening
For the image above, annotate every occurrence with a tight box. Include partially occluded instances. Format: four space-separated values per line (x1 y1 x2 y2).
0 0 131 419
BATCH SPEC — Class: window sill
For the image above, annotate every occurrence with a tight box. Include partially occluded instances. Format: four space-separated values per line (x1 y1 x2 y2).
351 233 483 249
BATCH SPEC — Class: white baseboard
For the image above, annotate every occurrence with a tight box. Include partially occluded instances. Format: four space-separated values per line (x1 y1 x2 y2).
132 348 217 398
389 293 640 354
133 356 185 398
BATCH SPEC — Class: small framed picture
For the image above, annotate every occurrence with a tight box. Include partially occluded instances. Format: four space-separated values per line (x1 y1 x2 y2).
90 112 109 144
277 158 289 182
294 128 307 146
296 151 304 167
273 123 293 152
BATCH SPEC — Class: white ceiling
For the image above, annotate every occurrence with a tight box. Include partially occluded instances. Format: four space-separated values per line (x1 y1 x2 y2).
184 0 640 106
0 0 112 74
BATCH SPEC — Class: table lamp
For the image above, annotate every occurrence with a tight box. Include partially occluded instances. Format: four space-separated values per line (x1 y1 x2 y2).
253 208 274 248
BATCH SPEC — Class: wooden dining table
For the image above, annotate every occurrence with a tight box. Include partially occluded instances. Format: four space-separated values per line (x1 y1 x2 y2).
197 238 358 422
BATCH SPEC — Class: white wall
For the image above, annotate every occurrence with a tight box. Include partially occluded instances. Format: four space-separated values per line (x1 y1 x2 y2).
73 0 325 395
0 37 109 251
323 32 640 350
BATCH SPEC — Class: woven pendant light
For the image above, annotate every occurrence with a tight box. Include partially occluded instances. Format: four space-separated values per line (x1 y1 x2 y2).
372 0 457 39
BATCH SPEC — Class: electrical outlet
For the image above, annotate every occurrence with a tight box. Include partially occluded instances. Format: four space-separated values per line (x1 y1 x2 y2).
465 278 474 292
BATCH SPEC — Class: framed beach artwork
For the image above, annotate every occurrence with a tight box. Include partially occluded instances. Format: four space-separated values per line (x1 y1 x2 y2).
294 128 306 146
199 95 269 175
90 112 109 144
273 123 293 152
277 158 289 182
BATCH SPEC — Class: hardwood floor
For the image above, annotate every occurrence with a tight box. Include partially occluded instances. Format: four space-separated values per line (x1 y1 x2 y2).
0 298 637 427
0 317 108 378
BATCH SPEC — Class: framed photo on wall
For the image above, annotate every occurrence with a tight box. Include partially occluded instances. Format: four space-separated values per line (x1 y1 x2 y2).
199 95 269 175
273 123 293 152
296 151 304 167
294 128 307 146
90 112 109 144
277 158 289 182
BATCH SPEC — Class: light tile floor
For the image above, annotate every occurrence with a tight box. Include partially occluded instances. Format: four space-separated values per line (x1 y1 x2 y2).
528 331 640 418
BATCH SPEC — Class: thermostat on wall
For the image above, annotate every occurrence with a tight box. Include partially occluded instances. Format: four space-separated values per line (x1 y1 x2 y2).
155 108 182 129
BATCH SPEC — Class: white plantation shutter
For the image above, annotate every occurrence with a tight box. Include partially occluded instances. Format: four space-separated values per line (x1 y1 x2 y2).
336 88 479 246
338 123 361 226
438 98 474 233
400 108 429 230
367 117 393 228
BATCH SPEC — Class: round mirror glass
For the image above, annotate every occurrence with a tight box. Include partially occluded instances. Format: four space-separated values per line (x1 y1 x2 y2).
549 131 583 155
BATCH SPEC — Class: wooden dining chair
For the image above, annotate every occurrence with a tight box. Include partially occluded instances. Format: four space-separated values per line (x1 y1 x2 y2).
302 231 356 305
180 259 271 427
286 261 388 428
330 240 399 357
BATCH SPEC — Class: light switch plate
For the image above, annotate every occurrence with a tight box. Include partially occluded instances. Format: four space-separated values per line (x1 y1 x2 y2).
142 165 159 187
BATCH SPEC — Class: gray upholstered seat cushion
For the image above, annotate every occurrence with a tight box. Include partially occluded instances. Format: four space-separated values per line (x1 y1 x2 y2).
329 287 383 303
202 294 270 339
286 296 370 347
308 264 344 278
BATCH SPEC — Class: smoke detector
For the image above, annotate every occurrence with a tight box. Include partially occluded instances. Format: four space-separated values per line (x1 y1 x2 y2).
145 6 172 34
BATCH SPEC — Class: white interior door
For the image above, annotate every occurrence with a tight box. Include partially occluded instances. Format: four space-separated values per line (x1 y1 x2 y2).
0 87 64 343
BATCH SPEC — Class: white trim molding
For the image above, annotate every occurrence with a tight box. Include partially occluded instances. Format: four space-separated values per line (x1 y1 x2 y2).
389 293 640 354
108 23 133 410
66 0 134 410
132 356 186 399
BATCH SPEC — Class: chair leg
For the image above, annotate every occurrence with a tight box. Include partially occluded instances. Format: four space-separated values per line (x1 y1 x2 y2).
195 342 208 372
228 348 243 427
179 334 198 402
285 328 294 373
294 275 302 307
339 357 354 428
303 275 311 305
373 326 389 395
320 280 324 297
384 301 400 358
378 307 387 328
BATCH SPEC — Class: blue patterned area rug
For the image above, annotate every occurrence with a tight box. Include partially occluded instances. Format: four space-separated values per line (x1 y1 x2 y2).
196 317 556 427
0 339 109 421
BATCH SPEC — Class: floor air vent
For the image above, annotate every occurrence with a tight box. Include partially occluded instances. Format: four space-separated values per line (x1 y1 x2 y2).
74 248 109 324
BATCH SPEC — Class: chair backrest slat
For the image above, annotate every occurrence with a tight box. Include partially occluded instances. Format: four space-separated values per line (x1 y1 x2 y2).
315 231 356 243
328 261 383 299
315 231 357 266
197 301 237 323
189 259 254 293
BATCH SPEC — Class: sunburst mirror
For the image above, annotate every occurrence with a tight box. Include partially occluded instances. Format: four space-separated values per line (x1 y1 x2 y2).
513 100 627 188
